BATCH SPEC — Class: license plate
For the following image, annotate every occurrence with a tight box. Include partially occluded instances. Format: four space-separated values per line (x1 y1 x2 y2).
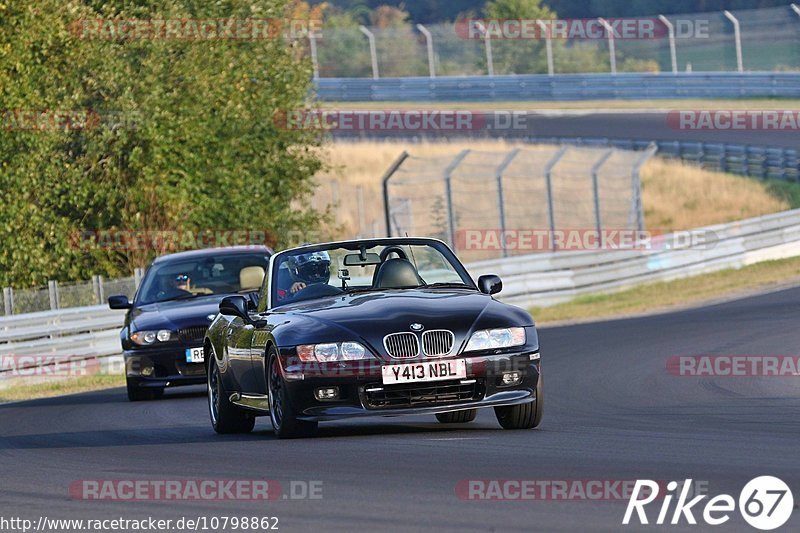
185 347 204 364
382 359 467 385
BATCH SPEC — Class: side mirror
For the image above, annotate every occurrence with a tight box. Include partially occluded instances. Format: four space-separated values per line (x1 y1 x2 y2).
108 294 132 309
219 295 250 322
477 274 503 295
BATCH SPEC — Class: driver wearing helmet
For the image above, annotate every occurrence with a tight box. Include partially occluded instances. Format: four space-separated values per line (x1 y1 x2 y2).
278 251 332 301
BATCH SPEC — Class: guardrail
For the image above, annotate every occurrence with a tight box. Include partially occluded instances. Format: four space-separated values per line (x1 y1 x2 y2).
524 137 800 181
3 208 800 386
0 305 126 390
315 72 800 102
471 208 800 309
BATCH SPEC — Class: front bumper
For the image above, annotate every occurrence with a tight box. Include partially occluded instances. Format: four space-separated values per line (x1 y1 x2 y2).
280 350 540 422
125 346 206 388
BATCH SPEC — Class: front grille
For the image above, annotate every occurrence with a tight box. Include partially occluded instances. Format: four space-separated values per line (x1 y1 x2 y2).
363 379 484 409
179 326 208 343
421 330 454 357
384 332 419 359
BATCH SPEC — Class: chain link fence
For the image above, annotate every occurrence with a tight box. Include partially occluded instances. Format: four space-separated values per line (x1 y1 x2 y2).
1 276 137 316
311 6 800 78
383 145 656 262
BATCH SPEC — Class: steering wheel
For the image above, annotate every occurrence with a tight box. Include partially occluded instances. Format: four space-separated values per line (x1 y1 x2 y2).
379 245 408 262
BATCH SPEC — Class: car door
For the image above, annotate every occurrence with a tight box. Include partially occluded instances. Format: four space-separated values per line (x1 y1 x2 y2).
224 316 262 393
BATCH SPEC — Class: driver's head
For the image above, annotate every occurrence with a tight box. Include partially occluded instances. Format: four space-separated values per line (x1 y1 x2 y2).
286 251 331 285
172 273 190 291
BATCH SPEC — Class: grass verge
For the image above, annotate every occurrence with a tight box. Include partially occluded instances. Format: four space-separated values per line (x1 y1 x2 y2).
532 255 800 325
0 373 125 403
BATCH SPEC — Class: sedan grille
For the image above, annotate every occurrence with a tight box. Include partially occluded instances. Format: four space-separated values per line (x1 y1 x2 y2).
383 332 419 359
362 380 484 409
179 326 208 344
421 330 454 357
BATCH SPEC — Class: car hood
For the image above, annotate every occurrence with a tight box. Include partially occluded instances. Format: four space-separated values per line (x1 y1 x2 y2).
272 289 533 354
130 295 224 331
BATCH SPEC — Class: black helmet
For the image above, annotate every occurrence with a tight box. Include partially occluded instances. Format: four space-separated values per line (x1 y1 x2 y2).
286 251 331 285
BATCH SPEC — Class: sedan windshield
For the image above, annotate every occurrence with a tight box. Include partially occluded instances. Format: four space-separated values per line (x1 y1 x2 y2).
271 241 473 307
137 253 270 304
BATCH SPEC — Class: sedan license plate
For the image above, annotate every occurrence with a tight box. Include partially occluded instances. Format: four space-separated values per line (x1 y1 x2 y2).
382 359 466 385
185 347 204 364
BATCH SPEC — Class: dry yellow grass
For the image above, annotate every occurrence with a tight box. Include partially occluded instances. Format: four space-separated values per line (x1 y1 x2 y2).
641 158 788 229
312 140 789 240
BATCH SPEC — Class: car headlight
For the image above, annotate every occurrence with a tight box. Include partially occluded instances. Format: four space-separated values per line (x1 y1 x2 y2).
296 342 371 362
131 329 175 345
464 327 526 352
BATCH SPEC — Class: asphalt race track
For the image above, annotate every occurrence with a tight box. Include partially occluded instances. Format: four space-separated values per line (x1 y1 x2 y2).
2 287 799 532
334 111 800 149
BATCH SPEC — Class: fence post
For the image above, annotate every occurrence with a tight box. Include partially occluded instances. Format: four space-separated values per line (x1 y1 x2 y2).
591 149 615 249
308 31 320 80
629 143 659 231
359 26 380 79
416 24 436 78
598 18 617 74
473 21 494 76
382 151 410 237
3 287 12 315
658 15 678 74
544 146 569 251
723 11 743 73
443 150 471 251
134 267 145 289
92 275 105 305
48 280 60 310
536 21 554 75
495 148 521 257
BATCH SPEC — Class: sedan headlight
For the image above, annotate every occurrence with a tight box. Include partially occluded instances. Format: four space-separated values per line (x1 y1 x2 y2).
464 327 526 352
131 329 175 345
297 342 371 362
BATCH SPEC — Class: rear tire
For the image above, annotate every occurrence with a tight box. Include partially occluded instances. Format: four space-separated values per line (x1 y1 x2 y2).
495 372 543 430
208 350 255 434
126 378 163 402
435 409 478 424
267 347 318 439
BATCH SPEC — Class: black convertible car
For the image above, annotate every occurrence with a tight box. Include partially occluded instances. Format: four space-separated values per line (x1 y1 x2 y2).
205 238 542 438
108 246 271 401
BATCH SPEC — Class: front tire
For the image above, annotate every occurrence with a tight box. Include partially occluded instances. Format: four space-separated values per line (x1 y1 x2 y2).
495 372 543 430
208 349 255 434
126 378 163 402
435 409 478 423
267 347 317 439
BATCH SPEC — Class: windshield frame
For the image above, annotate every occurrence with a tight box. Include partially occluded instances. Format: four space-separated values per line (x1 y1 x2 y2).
134 251 271 306
262 238 476 311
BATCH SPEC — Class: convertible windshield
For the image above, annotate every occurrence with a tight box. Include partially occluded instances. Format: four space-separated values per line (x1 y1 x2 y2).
137 253 270 304
270 241 473 307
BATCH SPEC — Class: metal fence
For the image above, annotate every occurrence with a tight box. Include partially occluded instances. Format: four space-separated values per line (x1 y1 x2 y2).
311 5 800 79
1 276 137 316
315 72 800 101
382 144 657 262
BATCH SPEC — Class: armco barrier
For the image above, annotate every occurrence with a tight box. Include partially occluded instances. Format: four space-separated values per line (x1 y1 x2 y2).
472 208 800 309
3 208 800 386
315 72 800 102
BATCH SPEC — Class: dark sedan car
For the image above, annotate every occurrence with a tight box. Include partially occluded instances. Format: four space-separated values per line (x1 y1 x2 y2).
108 246 271 401
205 238 542 438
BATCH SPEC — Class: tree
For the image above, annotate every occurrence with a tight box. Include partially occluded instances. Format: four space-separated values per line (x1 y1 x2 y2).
0 0 324 287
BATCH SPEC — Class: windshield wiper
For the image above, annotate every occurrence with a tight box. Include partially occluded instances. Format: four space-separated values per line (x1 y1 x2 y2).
423 282 473 289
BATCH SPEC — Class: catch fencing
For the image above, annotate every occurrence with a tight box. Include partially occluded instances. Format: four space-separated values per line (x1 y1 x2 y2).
311 6 800 79
382 144 657 262
1 275 139 317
